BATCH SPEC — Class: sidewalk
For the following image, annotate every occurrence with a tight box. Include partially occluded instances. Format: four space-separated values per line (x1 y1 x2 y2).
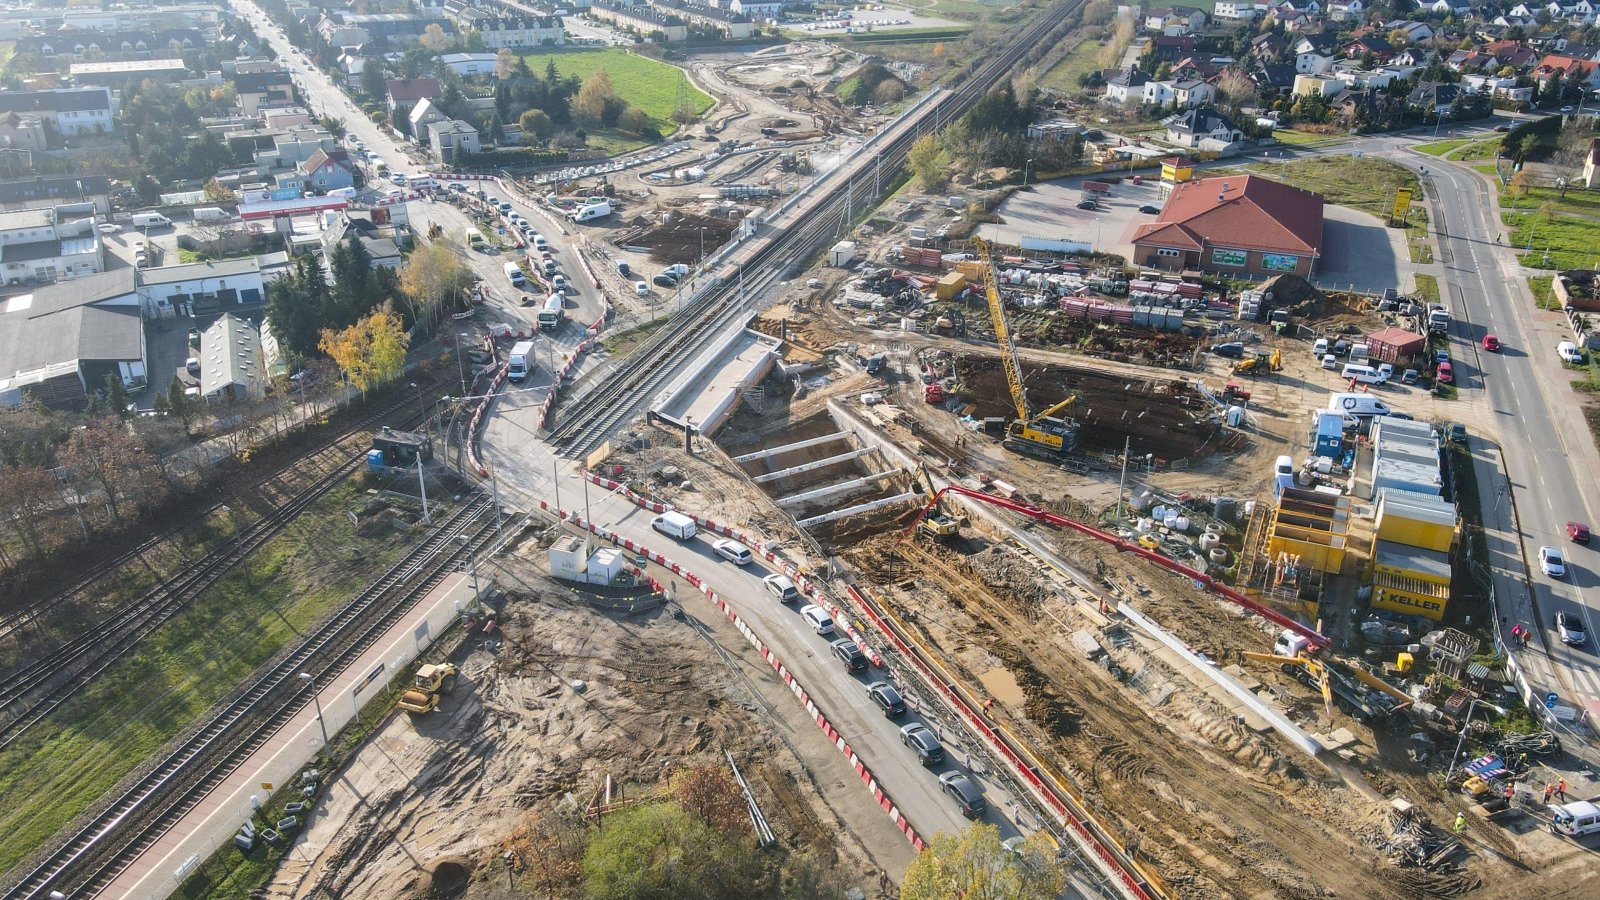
105 573 477 900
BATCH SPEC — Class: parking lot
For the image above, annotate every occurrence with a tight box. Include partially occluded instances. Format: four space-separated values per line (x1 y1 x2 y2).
978 172 1163 260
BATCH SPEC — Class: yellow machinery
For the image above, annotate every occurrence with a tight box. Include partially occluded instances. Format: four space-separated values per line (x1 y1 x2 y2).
397 663 459 714
1232 348 1282 376
911 464 963 538
1240 649 1336 720
1239 629 1412 723
972 238 1079 459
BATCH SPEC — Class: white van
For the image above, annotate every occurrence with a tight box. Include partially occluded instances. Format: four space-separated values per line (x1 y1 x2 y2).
1341 363 1388 385
1548 800 1600 837
1327 392 1391 418
763 573 799 602
192 207 231 222
1557 341 1584 363
503 261 526 287
1313 338 1329 356
651 511 697 541
131 212 172 229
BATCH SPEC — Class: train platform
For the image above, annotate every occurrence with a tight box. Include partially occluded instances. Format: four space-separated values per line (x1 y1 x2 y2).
651 328 782 436
105 572 478 900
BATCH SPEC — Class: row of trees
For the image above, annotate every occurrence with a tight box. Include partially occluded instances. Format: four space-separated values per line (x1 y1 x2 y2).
908 83 1084 189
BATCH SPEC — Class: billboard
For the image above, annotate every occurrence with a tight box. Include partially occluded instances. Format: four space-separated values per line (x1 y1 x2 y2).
1210 248 1247 268
1262 253 1299 272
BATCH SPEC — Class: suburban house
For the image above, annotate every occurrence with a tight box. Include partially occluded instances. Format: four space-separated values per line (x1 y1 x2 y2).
199 312 266 402
651 0 753 39
1327 0 1365 22
321 212 404 271
1143 5 1208 34
298 149 356 193
449 10 565 48
0 87 115 136
1104 68 1149 105
1534 53 1600 89
0 112 46 151
588 1 689 42
0 268 144 407
427 119 481 163
1128 175 1325 277
409 98 448 134
1162 107 1244 149
0 207 103 284
730 0 785 18
1407 82 1464 115
1583 137 1600 188
1293 34 1341 74
233 67 294 117
385 77 442 114
1214 2 1261 22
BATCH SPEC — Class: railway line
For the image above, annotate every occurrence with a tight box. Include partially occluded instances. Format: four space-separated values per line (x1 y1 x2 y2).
545 0 1086 456
1 494 505 900
0 384 456 751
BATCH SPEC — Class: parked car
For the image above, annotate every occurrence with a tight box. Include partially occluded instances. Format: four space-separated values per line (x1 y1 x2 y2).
97 222 120 234
762 573 799 602
1400 368 1419 385
185 357 201 377
1568 521 1591 544
1076 199 1097 210
800 604 834 635
1556 610 1587 646
713 539 752 566
899 723 945 765
1482 334 1501 351
1436 361 1454 384
1540 545 1567 578
1210 342 1245 359
1138 204 1161 214
867 682 907 717
831 638 867 672
939 772 987 819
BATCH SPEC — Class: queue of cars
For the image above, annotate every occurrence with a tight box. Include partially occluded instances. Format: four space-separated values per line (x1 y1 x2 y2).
649 511 991 820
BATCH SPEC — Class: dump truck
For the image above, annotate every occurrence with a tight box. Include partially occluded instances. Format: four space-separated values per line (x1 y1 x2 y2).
397 663 459 714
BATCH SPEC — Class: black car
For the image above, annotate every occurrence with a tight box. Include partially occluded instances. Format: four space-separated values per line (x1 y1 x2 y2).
1210 342 1246 359
1076 199 1098 210
939 772 987 819
867 682 907 717
900 723 944 765
831 639 867 672
1138 204 1161 214
653 273 681 288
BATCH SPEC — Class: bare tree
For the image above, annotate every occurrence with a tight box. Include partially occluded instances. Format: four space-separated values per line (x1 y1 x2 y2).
0 464 65 559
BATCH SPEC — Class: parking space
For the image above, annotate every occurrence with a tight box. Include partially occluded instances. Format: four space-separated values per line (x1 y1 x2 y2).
979 173 1164 260
1313 204 1414 296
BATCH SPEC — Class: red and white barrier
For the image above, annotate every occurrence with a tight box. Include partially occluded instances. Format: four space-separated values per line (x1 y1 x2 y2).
535 499 926 851
581 471 884 668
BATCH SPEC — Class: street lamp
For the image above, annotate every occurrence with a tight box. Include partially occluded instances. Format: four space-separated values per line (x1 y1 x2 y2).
455 332 470 394
409 381 425 429
297 672 329 761
1023 157 1035 188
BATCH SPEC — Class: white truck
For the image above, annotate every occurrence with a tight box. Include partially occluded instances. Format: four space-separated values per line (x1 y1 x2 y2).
507 340 535 382
503 261 526 287
572 200 612 222
537 294 564 331
1327 392 1391 418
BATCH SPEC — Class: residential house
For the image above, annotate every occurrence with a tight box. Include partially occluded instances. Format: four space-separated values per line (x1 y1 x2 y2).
0 207 104 284
1104 68 1149 105
1142 5 1207 34
427 119 480 162
409 98 447 134
18 28 202 60
317 12 453 47
1173 79 1217 108
337 52 365 89
0 87 115 136
1294 34 1341 74
69 58 190 86
1128 174 1323 276
1214 2 1261 22
0 268 143 407
0 175 112 215
652 0 754 39
138 258 265 320
1252 32 1289 63
1330 87 1380 121
1148 35 1198 62
589 1 689 42
1344 35 1395 62
1407 82 1464 115
1143 80 1177 106
299 149 355 193
1163 106 1245 148
730 0 784 18
321 211 405 271
1429 0 1471 12
1386 21 1435 43
1582 136 1600 187
1253 62 1299 96
1393 47 1436 68
234 68 294 117
386 77 442 114
1534 53 1600 89
450 11 565 48
0 112 46 151
1294 74 1343 97
1328 0 1365 22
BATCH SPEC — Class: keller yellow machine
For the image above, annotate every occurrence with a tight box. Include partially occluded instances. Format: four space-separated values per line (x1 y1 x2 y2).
397 663 459 714
972 238 1078 459
910 463 964 538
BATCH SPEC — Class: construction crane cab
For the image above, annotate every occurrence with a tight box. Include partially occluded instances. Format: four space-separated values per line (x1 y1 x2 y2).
910 464 962 538
972 238 1078 459
397 663 459 714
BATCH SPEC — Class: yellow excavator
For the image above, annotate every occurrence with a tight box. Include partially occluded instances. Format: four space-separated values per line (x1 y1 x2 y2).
972 238 1079 459
1239 630 1412 723
397 663 459 714
1233 348 1282 376
911 463 964 538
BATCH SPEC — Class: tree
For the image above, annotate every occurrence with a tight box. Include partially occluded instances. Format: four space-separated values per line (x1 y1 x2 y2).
398 242 473 333
901 825 1071 900
420 23 452 52
202 178 237 203
166 376 203 434
875 79 907 105
1508 167 1533 206
494 47 518 80
0 464 64 558
102 373 132 420
574 70 618 126
669 765 750 834
319 304 409 394
58 418 163 524
617 105 656 136
0 403 68 469
519 108 555 141
360 56 387 100
579 802 762 900
1216 68 1257 111
909 133 948 191
266 253 331 361
328 235 381 328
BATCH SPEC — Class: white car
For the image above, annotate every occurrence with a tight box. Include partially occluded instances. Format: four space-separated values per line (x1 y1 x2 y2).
800 604 834 635
1555 610 1587 646
763 573 799 602
1540 545 1567 578
712 539 752 566
97 222 120 234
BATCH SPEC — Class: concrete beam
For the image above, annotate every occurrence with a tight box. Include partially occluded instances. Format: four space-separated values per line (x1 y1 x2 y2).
796 492 919 528
775 471 897 508
732 431 853 463
752 448 874 484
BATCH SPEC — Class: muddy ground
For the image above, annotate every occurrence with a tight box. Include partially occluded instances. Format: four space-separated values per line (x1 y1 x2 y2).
264 543 885 899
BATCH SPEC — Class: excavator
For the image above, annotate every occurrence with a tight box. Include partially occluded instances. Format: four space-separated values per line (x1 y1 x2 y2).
1238 630 1412 723
1232 348 1282 376
910 463 964 539
973 238 1079 459
397 663 459 714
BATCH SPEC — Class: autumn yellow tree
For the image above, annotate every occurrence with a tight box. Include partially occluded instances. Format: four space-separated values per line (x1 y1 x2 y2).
574 70 619 126
420 23 451 52
398 242 473 333
319 304 409 395
901 825 1070 900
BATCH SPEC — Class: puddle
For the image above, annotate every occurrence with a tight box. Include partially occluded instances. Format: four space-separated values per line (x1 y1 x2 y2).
979 667 1025 706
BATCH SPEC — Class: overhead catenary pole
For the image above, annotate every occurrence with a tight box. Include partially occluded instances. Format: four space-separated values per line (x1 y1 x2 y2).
417 456 431 524
1116 435 1132 522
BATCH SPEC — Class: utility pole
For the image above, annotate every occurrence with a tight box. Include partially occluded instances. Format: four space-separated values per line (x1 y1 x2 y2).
1115 435 1132 522
417 455 431 524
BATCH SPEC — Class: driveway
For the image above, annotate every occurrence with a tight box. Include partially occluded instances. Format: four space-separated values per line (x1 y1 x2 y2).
1313 205 1413 296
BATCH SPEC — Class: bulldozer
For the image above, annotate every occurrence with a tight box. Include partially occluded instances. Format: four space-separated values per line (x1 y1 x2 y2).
910 464 964 539
397 663 459 714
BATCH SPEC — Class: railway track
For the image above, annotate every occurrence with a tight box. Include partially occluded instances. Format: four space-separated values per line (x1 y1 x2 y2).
0 380 446 646
546 0 1085 456
0 387 454 750
2 495 504 900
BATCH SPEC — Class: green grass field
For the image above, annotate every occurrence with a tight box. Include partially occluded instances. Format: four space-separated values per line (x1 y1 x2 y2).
1038 38 1100 94
1529 274 1557 310
1414 273 1440 304
0 480 427 875
901 0 1026 21
1504 211 1600 270
1272 129 1342 146
1505 184 1600 218
1415 137 1474 157
1249 155 1430 251
519 48 712 126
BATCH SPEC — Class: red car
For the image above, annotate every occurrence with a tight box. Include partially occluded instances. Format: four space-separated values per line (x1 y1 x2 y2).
1568 521 1591 544
1483 334 1500 351
1436 361 1454 384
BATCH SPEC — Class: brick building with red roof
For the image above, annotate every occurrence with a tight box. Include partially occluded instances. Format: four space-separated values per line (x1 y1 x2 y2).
1128 174 1324 277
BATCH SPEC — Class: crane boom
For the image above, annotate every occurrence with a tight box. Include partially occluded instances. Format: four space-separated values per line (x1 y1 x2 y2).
971 237 1077 458
973 238 1031 423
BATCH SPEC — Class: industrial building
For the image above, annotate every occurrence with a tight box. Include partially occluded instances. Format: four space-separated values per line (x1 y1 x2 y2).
199 313 267 403
0 268 144 406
